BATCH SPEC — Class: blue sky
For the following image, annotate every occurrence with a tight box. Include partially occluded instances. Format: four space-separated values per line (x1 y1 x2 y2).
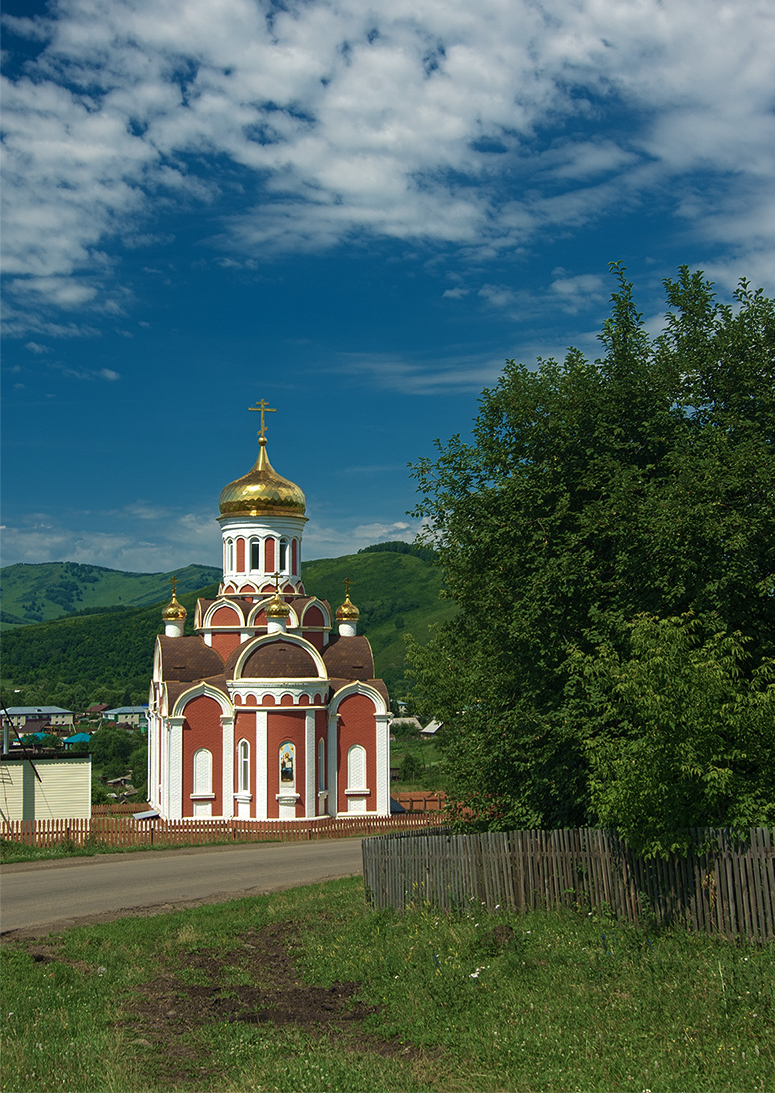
2 0 774 573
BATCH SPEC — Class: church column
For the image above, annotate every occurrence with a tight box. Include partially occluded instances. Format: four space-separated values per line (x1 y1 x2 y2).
166 716 185 820
375 713 391 817
304 710 315 818
221 714 234 819
256 710 268 819
327 711 338 818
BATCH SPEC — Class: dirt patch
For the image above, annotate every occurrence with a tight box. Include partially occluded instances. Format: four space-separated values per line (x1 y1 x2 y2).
118 921 418 1086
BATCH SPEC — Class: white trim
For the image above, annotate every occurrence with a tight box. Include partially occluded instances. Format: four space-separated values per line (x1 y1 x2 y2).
221 714 235 819
304 709 315 818
256 711 268 818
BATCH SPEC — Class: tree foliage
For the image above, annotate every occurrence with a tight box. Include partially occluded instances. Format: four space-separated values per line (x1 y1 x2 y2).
89 725 136 778
567 613 775 854
408 267 775 847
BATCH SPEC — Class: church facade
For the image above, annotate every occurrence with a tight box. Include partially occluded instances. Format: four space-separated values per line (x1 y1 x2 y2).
147 404 391 821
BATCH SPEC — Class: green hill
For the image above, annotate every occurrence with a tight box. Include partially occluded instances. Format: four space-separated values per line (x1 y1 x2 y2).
0 550 453 710
0 561 222 627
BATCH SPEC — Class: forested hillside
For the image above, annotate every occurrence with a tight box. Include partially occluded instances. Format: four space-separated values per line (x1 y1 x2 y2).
0 561 222 627
1 547 453 708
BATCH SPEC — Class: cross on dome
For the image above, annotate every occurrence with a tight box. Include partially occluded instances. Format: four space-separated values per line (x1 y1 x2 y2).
248 399 277 441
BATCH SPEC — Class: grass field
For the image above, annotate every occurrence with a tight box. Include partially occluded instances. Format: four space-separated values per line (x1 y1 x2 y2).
2 875 773 1092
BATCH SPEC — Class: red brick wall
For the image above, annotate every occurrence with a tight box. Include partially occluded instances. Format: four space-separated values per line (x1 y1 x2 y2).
211 631 241 660
236 538 245 572
234 710 255 818
265 538 275 573
337 694 376 814
181 695 224 817
211 605 242 625
267 710 306 818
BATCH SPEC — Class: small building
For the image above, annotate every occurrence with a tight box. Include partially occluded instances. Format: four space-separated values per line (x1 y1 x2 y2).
421 719 443 738
64 732 92 750
0 753 91 822
103 706 149 729
4 706 74 730
84 703 109 717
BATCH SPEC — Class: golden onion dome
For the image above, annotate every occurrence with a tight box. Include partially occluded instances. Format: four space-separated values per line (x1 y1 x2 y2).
336 590 360 621
265 590 291 619
218 438 307 520
162 590 187 621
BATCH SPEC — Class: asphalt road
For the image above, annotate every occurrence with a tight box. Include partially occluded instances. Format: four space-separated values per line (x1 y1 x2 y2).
0 838 365 938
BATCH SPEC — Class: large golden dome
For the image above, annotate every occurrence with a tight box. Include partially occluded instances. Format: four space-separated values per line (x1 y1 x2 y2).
218 438 307 520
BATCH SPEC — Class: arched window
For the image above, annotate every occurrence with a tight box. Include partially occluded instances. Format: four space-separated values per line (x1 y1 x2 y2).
238 739 250 793
279 742 295 789
347 744 366 791
250 540 260 571
279 538 289 572
193 748 213 795
318 738 326 791
227 539 234 572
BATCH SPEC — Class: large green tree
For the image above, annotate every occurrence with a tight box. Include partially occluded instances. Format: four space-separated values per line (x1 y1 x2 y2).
408 267 775 838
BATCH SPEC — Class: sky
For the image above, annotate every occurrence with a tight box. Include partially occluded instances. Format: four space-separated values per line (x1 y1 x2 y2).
2 0 774 575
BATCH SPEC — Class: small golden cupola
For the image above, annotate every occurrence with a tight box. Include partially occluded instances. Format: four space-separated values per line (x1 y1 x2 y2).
265 583 291 635
162 578 187 638
336 579 360 637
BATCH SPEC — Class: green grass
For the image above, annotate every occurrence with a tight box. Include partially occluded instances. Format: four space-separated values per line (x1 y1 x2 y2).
2 876 773 1092
0 835 282 865
390 736 444 792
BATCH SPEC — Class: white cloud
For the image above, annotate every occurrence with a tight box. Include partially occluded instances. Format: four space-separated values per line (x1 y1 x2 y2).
1 507 222 572
2 0 774 324
1 505 420 570
334 349 506 394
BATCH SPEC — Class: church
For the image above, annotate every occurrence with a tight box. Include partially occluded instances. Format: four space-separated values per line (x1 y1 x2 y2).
147 402 391 821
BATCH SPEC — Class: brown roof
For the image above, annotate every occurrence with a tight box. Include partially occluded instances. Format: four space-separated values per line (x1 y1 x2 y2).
157 636 224 683
239 638 322 680
322 635 375 681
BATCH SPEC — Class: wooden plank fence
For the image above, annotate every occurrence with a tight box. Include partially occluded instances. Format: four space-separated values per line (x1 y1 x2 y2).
392 792 446 813
1 811 448 850
361 826 775 943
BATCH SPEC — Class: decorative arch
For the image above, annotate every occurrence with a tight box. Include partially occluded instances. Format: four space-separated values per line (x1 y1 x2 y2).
329 680 388 719
203 599 246 628
231 633 327 682
301 599 332 628
171 681 232 720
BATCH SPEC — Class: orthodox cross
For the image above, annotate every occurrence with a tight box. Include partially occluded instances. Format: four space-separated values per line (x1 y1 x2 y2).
272 570 282 595
249 399 277 440
343 577 352 598
169 575 179 598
